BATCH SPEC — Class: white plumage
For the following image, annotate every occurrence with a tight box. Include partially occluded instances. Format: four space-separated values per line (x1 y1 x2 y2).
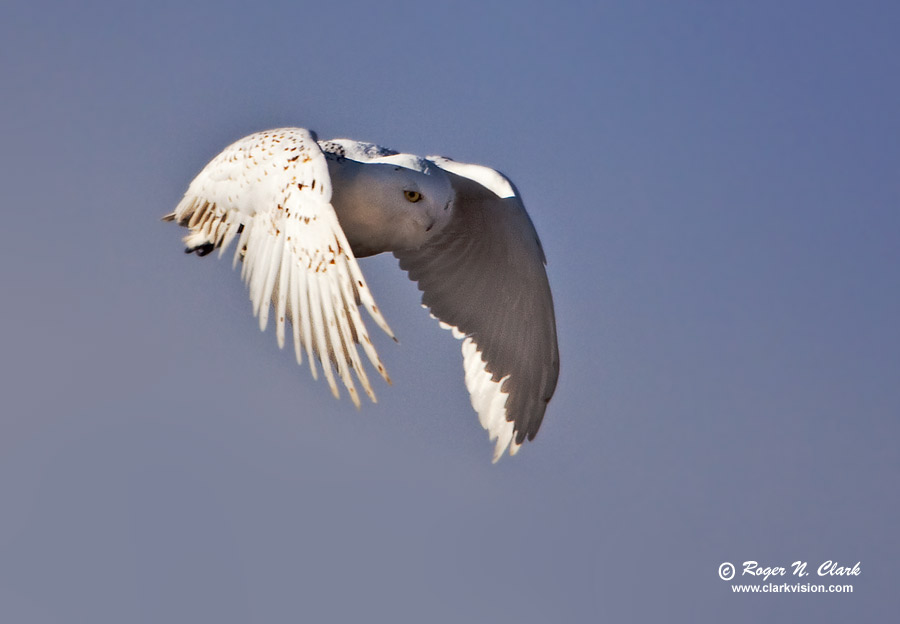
165 128 558 461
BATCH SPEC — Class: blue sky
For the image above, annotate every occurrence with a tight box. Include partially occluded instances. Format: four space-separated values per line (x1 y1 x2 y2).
1 1 898 621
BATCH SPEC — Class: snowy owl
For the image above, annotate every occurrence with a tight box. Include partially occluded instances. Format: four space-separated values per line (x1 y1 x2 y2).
164 128 559 461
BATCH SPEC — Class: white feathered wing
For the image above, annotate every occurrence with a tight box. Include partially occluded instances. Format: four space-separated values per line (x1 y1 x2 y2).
395 159 560 462
163 128 394 406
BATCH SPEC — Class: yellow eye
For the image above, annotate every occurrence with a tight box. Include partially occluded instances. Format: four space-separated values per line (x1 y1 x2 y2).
404 190 423 203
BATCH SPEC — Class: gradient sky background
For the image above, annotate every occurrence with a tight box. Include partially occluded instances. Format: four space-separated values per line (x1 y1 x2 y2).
2 1 898 621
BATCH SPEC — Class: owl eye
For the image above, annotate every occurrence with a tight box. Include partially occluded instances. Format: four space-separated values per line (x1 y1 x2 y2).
404 190 423 203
